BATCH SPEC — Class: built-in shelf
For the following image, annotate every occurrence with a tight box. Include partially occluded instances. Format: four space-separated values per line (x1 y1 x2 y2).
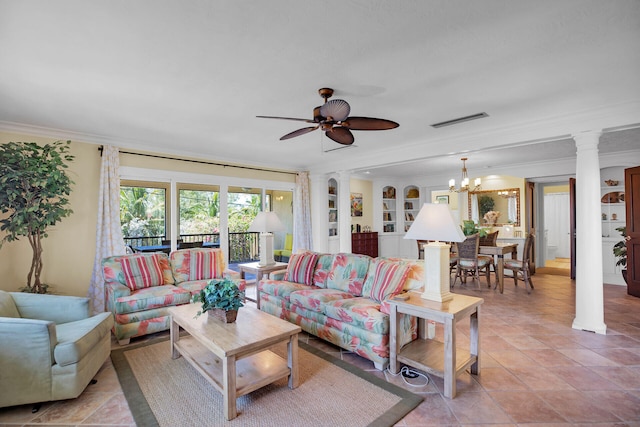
328 178 338 237
403 185 420 232
382 185 397 233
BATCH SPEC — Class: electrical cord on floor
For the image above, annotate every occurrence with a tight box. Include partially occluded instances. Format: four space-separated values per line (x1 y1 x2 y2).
386 365 429 387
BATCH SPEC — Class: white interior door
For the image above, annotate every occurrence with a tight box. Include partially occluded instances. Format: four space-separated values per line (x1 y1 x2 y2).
544 192 570 259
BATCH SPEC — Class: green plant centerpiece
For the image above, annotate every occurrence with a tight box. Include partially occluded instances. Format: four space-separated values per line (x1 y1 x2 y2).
192 277 245 322
461 220 488 238
613 226 629 284
0 140 74 293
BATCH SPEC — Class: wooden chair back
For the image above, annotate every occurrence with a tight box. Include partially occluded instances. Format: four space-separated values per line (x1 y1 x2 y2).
479 230 498 247
522 232 535 264
417 240 429 259
456 234 480 260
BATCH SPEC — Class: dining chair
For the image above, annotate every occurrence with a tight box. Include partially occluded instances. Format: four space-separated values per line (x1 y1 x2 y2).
503 232 535 293
453 233 493 289
479 230 499 274
479 230 498 246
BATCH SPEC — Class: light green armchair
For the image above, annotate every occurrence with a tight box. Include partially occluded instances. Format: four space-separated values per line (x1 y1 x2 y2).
0 290 114 409
273 233 293 261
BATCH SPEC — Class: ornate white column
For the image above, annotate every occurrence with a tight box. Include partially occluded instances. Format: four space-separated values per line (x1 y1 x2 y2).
572 130 606 334
338 171 352 252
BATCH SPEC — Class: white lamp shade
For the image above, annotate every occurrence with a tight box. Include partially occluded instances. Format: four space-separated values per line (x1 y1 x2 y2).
404 203 464 243
248 211 286 233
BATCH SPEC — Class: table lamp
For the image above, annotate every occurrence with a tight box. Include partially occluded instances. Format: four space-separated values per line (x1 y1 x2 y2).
404 203 465 302
248 212 286 266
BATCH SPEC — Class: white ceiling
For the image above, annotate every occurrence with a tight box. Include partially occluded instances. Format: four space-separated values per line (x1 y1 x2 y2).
1 0 639 181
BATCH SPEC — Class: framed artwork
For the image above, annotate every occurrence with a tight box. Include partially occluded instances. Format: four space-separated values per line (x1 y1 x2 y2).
351 192 363 217
436 195 449 204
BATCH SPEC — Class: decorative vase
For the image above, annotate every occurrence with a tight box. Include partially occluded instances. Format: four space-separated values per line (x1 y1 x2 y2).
502 225 514 238
208 308 238 323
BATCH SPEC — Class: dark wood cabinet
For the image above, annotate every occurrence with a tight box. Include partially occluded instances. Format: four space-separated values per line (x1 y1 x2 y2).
352 232 379 258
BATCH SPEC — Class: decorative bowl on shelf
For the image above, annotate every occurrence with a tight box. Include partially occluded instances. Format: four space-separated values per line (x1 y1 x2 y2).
604 179 619 186
601 192 624 203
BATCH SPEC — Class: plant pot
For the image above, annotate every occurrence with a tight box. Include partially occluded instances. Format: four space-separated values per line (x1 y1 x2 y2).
208 308 238 323
622 269 628 285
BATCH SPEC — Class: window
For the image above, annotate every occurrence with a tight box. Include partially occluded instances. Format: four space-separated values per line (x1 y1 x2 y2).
227 187 262 262
120 184 167 247
178 186 220 245
227 187 262 232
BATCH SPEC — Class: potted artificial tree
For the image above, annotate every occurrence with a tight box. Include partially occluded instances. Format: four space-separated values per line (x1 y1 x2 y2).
192 278 245 322
0 141 74 293
613 226 629 285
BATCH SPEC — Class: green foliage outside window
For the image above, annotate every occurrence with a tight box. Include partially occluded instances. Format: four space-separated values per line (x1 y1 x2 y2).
120 187 263 239
120 186 166 238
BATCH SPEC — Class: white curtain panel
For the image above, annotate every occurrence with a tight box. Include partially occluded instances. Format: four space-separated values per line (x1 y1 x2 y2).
471 194 479 224
87 145 126 314
508 197 517 223
292 171 313 253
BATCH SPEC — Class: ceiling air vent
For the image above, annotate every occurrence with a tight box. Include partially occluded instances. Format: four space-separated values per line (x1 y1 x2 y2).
430 112 489 128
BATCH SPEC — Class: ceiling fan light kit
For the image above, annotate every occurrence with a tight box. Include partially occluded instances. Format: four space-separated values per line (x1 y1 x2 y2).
257 88 399 146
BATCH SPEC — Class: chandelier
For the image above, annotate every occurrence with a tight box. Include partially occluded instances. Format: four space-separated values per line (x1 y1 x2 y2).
449 157 481 193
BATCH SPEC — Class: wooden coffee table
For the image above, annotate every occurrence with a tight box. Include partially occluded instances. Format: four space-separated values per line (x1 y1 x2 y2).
168 304 301 420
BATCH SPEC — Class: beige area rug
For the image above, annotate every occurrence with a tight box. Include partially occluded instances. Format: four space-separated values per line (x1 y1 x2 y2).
111 336 421 427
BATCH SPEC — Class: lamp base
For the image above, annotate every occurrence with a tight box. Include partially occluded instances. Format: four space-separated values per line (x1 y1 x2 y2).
421 289 453 302
421 241 454 303
258 232 275 267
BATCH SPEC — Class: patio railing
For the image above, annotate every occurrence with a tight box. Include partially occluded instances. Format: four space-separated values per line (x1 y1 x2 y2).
123 232 259 263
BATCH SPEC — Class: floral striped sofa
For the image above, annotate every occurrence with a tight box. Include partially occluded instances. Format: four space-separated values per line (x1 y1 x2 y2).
258 252 423 370
102 248 244 345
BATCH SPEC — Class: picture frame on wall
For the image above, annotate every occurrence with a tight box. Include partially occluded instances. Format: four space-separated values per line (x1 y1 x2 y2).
436 195 449 204
351 192 363 217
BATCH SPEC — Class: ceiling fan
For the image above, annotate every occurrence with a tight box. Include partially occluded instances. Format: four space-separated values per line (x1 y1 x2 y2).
257 88 399 145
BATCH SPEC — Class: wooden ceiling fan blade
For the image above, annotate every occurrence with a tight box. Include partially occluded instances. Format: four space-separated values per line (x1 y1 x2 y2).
257 115 316 124
342 116 399 130
326 127 354 145
280 126 318 140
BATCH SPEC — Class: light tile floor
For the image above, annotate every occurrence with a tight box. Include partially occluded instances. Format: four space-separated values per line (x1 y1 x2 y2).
2 272 640 426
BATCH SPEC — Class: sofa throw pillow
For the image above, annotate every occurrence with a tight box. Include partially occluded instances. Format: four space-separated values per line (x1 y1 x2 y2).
367 259 410 303
119 254 165 291
0 290 20 318
189 249 224 281
325 253 371 296
312 253 334 288
284 251 319 286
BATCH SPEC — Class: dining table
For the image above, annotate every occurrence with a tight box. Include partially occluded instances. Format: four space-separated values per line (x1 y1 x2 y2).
479 243 518 294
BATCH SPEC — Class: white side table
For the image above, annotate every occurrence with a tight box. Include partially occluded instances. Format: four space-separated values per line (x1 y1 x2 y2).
238 261 288 307
389 292 483 398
